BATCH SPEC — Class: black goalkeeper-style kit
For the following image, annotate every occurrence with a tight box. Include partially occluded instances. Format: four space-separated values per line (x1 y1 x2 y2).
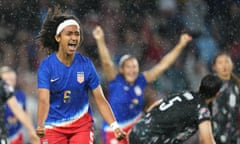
129 91 211 144
0 78 14 143
211 79 240 143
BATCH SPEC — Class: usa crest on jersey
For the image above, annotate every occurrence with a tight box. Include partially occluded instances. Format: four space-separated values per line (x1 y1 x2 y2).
77 72 84 83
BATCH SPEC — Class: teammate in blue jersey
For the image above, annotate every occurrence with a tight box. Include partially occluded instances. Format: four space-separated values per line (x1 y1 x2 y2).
1 66 27 144
92 26 192 144
35 5 125 143
0 66 39 144
5 90 26 143
129 74 222 144
0 76 39 144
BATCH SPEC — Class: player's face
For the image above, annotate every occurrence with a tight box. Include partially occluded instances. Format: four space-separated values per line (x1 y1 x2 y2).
56 25 81 55
1 71 16 87
120 58 139 84
213 54 233 79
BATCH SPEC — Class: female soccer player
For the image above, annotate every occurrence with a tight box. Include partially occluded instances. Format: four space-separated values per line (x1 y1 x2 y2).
211 52 240 143
35 6 125 143
0 78 39 144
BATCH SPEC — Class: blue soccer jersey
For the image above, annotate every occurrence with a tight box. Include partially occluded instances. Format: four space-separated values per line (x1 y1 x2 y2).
103 73 147 130
4 90 26 138
37 52 100 128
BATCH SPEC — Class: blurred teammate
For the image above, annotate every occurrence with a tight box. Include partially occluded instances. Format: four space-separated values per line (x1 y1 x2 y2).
0 77 39 144
93 26 192 144
129 74 222 144
0 66 29 144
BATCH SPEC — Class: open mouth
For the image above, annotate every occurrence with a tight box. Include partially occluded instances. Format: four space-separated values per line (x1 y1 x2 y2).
68 43 77 50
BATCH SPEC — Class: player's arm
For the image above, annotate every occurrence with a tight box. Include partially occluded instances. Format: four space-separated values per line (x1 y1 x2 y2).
7 96 40 144
92 85 126 140
198 120 216 144
36 88 50 138
143 34 192 83
92 26 117 81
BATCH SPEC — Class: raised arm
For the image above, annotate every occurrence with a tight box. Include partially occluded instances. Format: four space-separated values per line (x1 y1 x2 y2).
198 120 216 144
143 34 192 83
7 96 40 144
93 26 117 81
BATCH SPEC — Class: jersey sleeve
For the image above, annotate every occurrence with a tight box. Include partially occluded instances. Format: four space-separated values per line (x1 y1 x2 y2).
87 59 100 90
37 59 51 89
139 72 147 86
197 105 211 124
15 90 27 110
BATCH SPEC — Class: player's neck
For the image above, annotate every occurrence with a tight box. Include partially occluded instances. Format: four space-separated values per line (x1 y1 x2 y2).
205 97 215 105
56 52 74 66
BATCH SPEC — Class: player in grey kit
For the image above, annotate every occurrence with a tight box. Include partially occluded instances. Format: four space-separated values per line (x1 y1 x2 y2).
129 74 223 144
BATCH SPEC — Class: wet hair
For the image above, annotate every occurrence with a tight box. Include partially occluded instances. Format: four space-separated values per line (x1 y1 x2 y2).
211 51 232 66
36 5 83 53
199 74 223 99
0 66 15 76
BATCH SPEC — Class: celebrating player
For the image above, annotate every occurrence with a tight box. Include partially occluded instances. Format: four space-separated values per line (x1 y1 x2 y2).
35 5 125 143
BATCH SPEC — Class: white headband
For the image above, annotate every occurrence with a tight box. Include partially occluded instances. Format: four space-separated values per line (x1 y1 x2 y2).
119 54 132 66
56 19 80 35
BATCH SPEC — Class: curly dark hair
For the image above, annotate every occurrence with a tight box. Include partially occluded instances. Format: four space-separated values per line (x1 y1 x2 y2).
36 5 83 53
